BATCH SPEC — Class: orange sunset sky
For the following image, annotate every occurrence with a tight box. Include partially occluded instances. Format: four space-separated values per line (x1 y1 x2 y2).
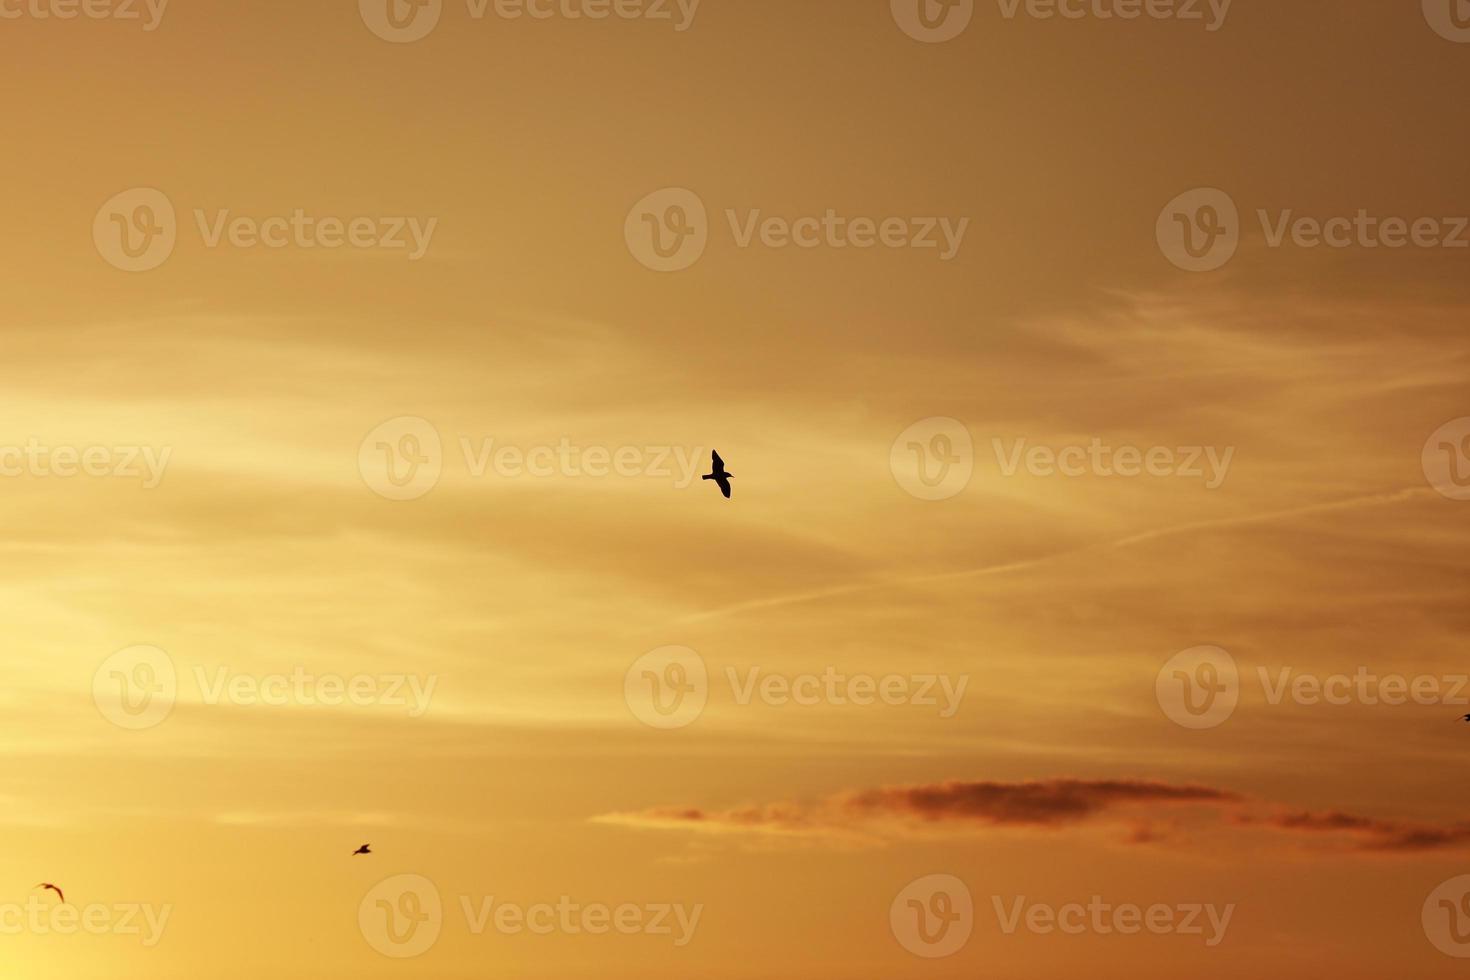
2 0 1470 977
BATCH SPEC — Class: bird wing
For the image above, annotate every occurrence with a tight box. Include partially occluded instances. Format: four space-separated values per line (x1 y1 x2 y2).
711 450 724 471
718 476 732 498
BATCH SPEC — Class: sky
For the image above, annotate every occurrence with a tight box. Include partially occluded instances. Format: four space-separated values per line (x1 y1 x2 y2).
2 0 1470 977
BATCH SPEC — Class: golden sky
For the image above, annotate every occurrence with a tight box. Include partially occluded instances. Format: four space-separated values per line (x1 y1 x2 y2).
2 1 1470 977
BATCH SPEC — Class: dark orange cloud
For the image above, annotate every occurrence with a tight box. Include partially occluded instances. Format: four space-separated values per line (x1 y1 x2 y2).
1248 810 1470 853
842 778 1239 827
599 777 1470 856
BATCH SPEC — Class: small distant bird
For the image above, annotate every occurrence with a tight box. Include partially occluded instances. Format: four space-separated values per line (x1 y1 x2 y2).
1462 715 1470 722
702 450 733 499
352 844 372 856
36 883 64 903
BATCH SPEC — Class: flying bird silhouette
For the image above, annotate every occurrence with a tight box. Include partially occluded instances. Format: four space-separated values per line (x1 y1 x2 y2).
352 844 372 855
1461 714 1470 722
36 883 63 903
702 450 733 498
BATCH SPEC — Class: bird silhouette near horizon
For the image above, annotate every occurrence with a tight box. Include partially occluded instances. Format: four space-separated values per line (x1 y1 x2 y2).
702 450 733 498
352 844 372 855
36 883 64 903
